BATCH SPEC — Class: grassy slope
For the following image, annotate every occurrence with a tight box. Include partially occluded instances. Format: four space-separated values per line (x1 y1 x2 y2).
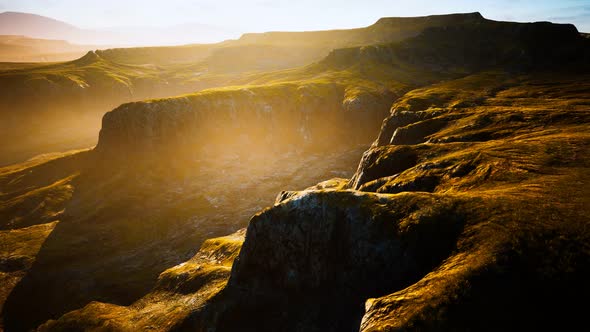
356 72 590 331
0 221 58 331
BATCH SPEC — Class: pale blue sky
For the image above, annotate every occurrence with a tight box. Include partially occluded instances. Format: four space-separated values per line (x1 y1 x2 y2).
1 0 589 33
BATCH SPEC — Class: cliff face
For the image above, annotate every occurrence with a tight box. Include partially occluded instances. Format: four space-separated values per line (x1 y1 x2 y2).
321 18 587 73
223 190 464 331
236 12 485 47
96 83 396 160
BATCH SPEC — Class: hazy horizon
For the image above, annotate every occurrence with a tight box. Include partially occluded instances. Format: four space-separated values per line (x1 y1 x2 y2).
0 0 588 46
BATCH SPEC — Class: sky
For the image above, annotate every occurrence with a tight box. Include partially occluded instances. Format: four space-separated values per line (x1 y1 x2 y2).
1 0 589 34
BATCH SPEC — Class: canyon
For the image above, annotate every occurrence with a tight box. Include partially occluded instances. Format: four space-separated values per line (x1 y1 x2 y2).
0 12 589 331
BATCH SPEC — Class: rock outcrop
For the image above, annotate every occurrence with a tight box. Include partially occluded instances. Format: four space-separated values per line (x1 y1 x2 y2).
95 83 396 160
217 190 464 331
237 12 485 48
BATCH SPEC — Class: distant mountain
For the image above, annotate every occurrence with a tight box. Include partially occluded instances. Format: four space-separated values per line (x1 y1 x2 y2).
0 11 239 46
0 35 99 62
0 12 87 42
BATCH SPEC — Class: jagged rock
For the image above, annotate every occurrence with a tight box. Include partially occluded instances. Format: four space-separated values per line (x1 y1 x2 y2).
221 190 464 331
374 110 421 147
357 174 400 192
390 117 449 145
275 191 299 205
276 178 350 205
376 174 440 194
349 145 421 190
374 105 450 147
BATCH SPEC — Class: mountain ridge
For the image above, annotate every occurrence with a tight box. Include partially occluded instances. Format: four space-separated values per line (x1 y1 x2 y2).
0 11 237 46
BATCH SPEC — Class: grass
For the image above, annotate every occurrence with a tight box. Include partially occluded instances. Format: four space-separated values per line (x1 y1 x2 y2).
37 230 245 331
0 221 58 329
346 71 590 331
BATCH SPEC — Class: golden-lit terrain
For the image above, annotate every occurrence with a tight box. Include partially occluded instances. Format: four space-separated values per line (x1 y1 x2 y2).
0 11 589 332
0 12 482 166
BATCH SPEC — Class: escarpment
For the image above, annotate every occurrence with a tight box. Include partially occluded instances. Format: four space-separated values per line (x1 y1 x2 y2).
236 12 485 48
95 83 397 160
321 17 588 72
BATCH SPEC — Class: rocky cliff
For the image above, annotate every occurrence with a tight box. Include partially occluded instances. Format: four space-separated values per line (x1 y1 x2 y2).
321 18 588 73
95 83 397 160
236 12 485 48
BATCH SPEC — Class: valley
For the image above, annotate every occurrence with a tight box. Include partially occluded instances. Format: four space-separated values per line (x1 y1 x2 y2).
0 10 589 332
